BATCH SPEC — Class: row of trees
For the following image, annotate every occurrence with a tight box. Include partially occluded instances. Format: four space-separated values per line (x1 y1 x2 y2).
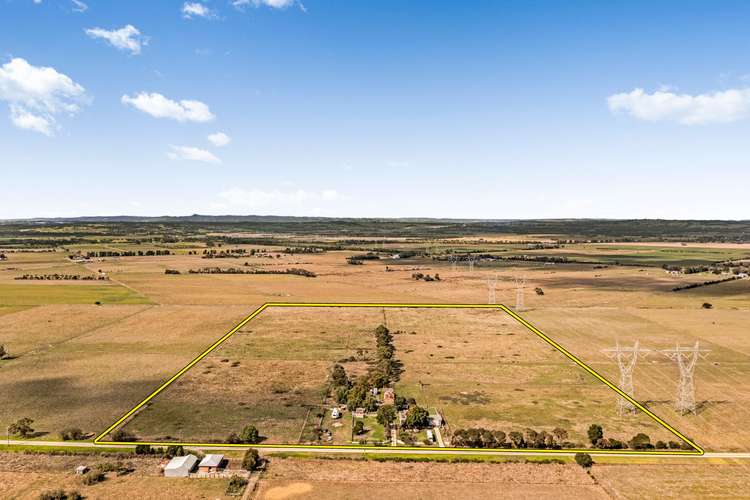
15 274 107 281
187 267 316 277
72 250 171 258
412 272 441 281
451 427 569 449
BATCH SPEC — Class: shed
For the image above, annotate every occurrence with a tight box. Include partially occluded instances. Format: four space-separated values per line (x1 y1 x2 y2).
331 407 341 419
164 454 198 477
198 454 225 473
353 407 366 418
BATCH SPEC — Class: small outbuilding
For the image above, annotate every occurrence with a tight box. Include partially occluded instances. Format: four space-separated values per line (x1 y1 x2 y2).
198 454 225 473
331 407 341 419
74 465 89 475
164 454 198 478
353 407 366 418
383 388 395 405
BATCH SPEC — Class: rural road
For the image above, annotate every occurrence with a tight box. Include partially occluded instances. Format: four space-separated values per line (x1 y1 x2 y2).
4 440 750 459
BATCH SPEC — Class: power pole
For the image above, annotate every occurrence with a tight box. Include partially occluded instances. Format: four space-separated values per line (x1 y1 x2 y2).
487 273 498 304
468 254 476 273
602 341 650 415
514 276 526 311
661 342 710 415
449 254 457 273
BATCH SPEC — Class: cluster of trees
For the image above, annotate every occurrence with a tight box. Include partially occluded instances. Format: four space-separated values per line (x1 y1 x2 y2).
164 269 181 274
72 250 171 258
588 424 690 450
8 417 35 438
0 253 6 260
187 267 316 277
134 444 185 457
412 272 440 282
346 253 380 264
329 325 403 411
202 248 248 259
227 424 261 444
283 247 325 254
451 427 569 449
15 274 107 281
663 263 749 276
672 275 738 292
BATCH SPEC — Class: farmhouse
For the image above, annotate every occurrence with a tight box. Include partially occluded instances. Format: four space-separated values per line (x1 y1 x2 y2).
198 454 225 473
164 454 198 477
383 388 395 405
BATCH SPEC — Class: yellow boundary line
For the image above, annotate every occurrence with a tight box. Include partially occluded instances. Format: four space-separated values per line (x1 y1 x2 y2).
95 302 703 456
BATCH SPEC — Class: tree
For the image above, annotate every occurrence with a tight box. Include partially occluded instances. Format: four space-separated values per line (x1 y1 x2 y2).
353 420 365 435
587 424 603 445
376 405 397 426
240 424 260 444
363 394 379 412
165 445 184 458
330 363 349 387
508 431 525 448
575 452 594 469
8 417 34 438
628 433 652 450
0 344 6 359
242 448 261 471
404 405 430 429
702 302 713 309
552 427 568 444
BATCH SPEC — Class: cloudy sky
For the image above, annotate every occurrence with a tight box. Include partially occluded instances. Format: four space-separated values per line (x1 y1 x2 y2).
2 1 750 219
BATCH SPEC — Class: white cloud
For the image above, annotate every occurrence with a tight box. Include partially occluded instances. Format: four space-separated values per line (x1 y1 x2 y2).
0 57 89 135
232 0 303 10
217 188 343 211
121 92 215 122
607 87 750 125
207 131 231 147
168 145 222 164
182 2 215 18
71 0 88 12
85 25 148 55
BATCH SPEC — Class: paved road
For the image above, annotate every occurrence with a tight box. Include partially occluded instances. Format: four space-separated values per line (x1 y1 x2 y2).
4 440 750 459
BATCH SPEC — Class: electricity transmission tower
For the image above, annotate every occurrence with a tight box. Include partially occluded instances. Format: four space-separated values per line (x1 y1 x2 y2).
661 342 710 415
514 276 526 311
601 341 650 415
487 274 498 304
449 255 457 272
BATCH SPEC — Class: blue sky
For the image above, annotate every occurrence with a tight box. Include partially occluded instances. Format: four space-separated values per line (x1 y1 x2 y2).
1 0 750 219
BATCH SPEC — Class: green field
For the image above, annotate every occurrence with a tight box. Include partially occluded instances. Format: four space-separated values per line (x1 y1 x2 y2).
0 283 152 306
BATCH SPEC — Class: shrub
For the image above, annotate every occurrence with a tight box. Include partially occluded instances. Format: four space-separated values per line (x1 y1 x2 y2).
0 344 6 359
81 470 105 485
60 427 84 441
226 432 241 444
628 433 652 450
226 475 248 495
110 429 136 442
534 287 544 295
353 420 365 435
574 452 594 468
242 448 261 471
702 302 713 309
39 490 82 500
135 444 152 455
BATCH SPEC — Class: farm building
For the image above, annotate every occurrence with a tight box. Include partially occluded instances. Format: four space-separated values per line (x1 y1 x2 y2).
198 454 225 473
353 407 365 418
331 407 341 419
429 411 443 427
164 454 198 477
383 388 395 405
74 465 89 475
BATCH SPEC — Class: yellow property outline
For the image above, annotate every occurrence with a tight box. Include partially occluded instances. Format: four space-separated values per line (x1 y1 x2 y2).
95 303 703 456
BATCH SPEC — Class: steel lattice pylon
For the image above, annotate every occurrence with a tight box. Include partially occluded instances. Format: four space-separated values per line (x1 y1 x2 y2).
662 341 710 415
602 341 650 415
